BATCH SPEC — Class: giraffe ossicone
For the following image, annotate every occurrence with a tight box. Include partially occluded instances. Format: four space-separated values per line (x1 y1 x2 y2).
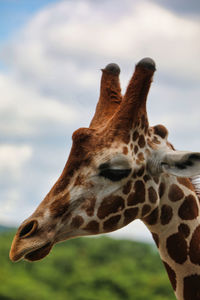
10 58 200 300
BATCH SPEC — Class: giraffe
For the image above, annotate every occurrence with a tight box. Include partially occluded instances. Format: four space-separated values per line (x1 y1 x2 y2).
10 57 200 300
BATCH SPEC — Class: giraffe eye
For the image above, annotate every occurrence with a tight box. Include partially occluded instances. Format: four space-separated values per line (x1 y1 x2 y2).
99 167 131 182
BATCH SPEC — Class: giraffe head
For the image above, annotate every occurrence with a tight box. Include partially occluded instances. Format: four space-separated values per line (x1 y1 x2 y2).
10 58 200 262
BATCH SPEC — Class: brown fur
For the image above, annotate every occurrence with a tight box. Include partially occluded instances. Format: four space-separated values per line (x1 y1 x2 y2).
177 178 195 191
90 68 122 129
153 124 168 139
97 196 124 219
141 204 151 217
189 225 200 264
178 195 199 220
143 207 159 225
124 208 139 225
160 205 173 225
163 261 177 291
148 187 157 203
168 184 184 202
184 275 200 300
178 223 190 238
152 233 159 248
103 215 121 231
84 220 99 234
166 233 187 264
127 180 145 206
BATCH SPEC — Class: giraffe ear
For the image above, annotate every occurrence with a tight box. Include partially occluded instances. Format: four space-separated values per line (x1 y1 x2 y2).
161 152 200 177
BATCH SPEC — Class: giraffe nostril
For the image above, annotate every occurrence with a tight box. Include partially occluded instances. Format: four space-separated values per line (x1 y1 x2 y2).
19 220 38 238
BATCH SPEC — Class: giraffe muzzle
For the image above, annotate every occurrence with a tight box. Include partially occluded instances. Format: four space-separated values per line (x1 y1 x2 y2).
24 242 52 262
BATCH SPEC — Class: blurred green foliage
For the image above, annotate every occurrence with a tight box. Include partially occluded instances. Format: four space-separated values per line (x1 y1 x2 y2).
0 231 175 300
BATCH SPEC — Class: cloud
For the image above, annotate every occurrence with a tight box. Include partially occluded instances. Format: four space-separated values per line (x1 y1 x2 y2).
151 0 200 16
2 0 200 90
1 0 199 141
0 144 32 180
0 144 34 226
0 72 81 137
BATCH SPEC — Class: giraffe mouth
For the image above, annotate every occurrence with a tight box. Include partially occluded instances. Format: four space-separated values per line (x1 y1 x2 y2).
24 242 52 261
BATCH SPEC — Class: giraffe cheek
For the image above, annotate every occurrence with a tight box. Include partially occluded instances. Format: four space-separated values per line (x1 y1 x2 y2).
81 196 96 217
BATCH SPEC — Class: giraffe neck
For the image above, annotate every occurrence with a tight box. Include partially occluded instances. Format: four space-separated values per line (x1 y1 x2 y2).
144 176 200 300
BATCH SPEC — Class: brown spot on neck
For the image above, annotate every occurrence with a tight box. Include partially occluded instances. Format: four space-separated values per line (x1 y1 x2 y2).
189 225 200 265
166 232 187 264
168 184 184 202
152 232 159 247
143 174 151 182
159 182 165 198
143 207 159 225
184 275 200 300
84 220 99 234
124 207 139 225
163 261 176 291
177 177 195 192
178 195 198 220
148 187 157 203
141 204 151 217
178 223 190 238
103 215 121 231
160 204 173 225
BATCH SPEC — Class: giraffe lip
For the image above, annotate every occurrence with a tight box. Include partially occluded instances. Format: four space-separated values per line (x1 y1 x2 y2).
24 242 52 261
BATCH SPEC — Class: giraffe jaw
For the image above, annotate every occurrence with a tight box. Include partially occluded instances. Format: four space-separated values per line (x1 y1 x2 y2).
24 242 53 262
9 240 53 262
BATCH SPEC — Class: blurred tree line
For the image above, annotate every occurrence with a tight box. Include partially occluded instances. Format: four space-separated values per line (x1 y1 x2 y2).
0 230 175 300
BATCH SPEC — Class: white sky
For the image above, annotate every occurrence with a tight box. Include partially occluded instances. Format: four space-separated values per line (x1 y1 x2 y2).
0 0 200 243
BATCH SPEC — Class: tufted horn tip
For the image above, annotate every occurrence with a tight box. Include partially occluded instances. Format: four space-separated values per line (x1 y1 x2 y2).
137 57 156 71
104 63 120 75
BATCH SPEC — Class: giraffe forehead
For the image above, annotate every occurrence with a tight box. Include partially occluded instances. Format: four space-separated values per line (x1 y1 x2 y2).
70 121 170 171
51 125 170 201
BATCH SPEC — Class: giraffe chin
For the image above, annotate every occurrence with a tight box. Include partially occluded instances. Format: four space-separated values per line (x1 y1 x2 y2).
24 242 52 262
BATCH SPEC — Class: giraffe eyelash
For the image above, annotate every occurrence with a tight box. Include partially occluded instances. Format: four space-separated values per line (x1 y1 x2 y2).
99 168 131 182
